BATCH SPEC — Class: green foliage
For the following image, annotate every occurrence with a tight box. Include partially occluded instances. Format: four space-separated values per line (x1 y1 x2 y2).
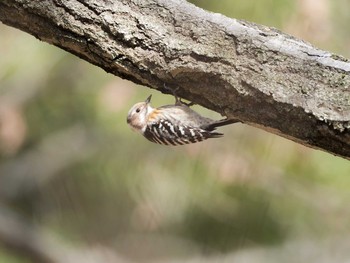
189 0 295 28
0 249 30 263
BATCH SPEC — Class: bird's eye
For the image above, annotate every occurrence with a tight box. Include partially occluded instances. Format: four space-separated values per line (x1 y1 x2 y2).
136 108 141 113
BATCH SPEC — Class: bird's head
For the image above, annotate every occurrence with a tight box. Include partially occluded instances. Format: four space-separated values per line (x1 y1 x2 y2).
127 95 153 132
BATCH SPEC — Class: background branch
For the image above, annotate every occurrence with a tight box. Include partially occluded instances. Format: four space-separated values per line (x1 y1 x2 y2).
0 0 349 158
0 203 129 263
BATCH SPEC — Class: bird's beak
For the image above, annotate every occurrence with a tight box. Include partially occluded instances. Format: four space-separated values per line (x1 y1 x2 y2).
145 95 152 104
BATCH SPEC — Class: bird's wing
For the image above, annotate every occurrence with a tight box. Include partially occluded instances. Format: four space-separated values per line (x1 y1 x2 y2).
144 118 222 146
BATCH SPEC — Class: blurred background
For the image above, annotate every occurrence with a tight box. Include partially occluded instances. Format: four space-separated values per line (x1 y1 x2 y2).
1 0 350 262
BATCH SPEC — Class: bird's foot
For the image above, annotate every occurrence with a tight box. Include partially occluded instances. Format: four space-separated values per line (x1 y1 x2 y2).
163 84 196 107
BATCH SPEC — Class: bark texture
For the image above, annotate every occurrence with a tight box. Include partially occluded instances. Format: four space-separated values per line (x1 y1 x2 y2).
0 0 349 159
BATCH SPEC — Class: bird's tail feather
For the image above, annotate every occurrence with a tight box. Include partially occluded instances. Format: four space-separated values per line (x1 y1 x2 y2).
205 118 240 131
208 131 224 138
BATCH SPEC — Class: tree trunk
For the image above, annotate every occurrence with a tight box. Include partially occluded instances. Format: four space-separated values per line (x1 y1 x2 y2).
0 0 349 159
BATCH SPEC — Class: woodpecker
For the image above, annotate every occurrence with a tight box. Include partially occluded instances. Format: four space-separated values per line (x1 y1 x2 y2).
127 94 238 145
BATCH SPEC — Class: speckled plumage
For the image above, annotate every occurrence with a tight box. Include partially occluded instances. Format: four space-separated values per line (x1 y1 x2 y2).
127 95 237 145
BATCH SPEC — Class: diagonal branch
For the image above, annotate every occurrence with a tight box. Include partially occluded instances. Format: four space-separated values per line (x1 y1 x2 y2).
0 203 130 263
0 0 349 159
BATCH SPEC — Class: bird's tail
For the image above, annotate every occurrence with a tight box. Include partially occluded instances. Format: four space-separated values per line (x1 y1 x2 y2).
205 118 240 131
208 131 224 138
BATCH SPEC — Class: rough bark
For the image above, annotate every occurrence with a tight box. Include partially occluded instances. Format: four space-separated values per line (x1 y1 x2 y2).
0 0 349 159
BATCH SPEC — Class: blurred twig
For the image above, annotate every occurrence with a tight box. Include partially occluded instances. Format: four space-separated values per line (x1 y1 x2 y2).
0 124 98 200
0 203 131 263
0 202 62 263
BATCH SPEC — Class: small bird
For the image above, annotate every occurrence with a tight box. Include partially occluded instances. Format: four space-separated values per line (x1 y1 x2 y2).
127 93 238 145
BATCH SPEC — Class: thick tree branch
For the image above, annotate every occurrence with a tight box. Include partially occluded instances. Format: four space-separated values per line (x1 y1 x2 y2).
0 0 349 159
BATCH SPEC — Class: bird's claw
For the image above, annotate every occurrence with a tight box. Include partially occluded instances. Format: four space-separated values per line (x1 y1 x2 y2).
163 84 195 107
